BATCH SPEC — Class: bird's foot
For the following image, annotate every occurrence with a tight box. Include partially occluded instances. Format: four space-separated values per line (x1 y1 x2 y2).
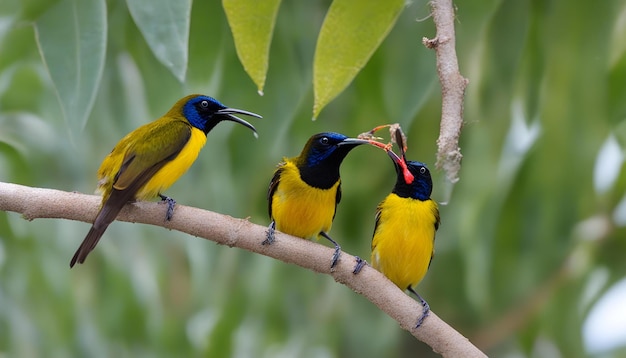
262 221 276 245
158 194 176 221
320 232 341 269
330 246 341 269
415 300 430 328
409 287 430 328
352 256 367 274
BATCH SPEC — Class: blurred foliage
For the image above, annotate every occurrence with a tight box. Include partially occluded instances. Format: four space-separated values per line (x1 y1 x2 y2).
1 0 626 357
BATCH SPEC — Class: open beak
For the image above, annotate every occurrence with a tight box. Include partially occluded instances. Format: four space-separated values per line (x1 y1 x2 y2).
337 138 372 147
217 107 262 137
371 141 415 184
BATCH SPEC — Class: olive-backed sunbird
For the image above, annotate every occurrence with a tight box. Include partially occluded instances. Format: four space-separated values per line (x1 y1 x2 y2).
264 132 374 268
370 148 440 327
70 94 261 268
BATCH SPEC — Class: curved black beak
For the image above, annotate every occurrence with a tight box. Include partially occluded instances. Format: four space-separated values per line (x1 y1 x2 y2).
337 138 372 147
385 146 403 165
379 142 414 184
217 107 261 137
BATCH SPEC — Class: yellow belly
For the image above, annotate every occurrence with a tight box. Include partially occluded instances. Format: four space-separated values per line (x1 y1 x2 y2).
136 128 207 199
371 193 438 290
271 162 339 240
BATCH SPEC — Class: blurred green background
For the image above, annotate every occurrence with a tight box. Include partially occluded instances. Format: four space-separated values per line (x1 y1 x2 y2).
2 0 626 357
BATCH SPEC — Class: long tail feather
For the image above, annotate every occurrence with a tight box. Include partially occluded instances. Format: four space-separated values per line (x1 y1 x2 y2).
70 189 133 268
70 222 110 267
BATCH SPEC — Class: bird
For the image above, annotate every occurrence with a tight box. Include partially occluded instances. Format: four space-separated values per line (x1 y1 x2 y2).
264 132 375 268
365 147 440 328
70 94 261 268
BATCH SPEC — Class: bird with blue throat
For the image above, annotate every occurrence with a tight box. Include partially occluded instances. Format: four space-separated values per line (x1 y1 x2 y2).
70 94 261 268
263 132 379 268
355 124 440 328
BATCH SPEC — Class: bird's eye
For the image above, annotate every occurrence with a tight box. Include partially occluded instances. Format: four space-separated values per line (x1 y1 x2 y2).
200 100 209 108
420 167 427 174
320 137 329 145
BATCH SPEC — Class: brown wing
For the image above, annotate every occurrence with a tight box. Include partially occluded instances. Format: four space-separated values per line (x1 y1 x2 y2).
332 180 342 220
371 203 383 251
428 199 440 268
267 165 284 219
113 119 191 191
70 119 192 267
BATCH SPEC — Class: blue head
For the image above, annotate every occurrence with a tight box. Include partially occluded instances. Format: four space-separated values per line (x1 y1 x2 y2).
386 150 433 201
296 132 370 189
178 95 261 135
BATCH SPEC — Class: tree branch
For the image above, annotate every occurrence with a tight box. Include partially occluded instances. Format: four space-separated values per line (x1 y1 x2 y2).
0 181 486 357
423 0 469 183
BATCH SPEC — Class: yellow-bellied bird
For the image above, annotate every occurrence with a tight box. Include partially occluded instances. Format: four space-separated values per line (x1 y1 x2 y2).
368 148 440 327
70 94 260 268
264 132 374 268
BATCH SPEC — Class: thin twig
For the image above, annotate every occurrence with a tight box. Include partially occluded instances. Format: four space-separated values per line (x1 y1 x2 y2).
423 0 469 183
0 181 485 357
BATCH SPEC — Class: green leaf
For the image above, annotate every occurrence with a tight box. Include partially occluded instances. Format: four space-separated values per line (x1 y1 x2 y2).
223 0 281 95
35 0 106 133
313 0 404 119
18 0 62 22
126 0 191 83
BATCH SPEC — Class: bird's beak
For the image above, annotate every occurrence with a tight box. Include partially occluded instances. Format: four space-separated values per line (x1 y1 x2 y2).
337 138 372 147
385 148 403 165
378 142 415 184
217 108 262 138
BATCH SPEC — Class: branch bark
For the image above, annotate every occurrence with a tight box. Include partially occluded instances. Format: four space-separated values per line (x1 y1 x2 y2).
423 0 469 183
0 181 486 357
